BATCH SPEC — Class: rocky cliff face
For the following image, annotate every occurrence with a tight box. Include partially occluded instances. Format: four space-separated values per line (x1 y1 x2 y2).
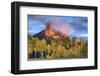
34 24 67 41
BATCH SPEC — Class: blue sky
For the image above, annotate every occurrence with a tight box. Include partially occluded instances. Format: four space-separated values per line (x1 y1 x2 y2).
28 15 88 37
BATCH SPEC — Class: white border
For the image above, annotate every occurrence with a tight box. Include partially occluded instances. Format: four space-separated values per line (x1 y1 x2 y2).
20 6 95 70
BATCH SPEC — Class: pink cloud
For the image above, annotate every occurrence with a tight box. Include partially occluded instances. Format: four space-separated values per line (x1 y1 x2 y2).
49 17 72 36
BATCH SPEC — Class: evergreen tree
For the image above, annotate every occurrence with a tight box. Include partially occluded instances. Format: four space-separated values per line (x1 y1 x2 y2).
72 37 78 48
64 36 71 49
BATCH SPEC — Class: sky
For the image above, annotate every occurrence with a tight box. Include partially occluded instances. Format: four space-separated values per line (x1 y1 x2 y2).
28 15 88 38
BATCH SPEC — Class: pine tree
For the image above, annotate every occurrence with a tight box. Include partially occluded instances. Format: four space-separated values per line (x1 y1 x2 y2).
64 36 71 49
72 37 78 48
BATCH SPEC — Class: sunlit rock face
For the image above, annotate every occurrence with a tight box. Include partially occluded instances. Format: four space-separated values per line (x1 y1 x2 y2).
34 22 67 41
44 24 55 37
44 22 67 38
